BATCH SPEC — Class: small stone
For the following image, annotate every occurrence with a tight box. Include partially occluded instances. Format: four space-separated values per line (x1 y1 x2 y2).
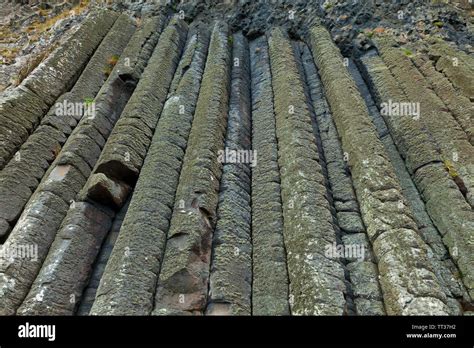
83 173 131 209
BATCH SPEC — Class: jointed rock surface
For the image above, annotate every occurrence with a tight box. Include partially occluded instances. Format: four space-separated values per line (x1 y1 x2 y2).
0 3 472 316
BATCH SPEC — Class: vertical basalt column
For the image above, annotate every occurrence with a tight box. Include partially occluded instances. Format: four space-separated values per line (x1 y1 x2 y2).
249 35 290 316
90 24 210 315
17 201 115 315
374 38 474 208
308 25 450 315
152 21 231 316
412 56 473 145
77 199 131 315
358 52 474 302
298 44 385 316
351 55 469 314
0 16 177 316
0 14 137 240
268 28 347 315
80 18 188 205
426 39 474 101
206 32 252 316
0 9 118 169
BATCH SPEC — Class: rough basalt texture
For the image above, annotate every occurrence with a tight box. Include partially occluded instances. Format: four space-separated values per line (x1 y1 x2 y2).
0 9 118 169
308 25 450 315
91 23 208 315
269 28 347 315
206 32 252 316
249 35 290 316
0 13 136 240
152 21 231 315
0 4 472 316
358 49 474 302
374 37 474 208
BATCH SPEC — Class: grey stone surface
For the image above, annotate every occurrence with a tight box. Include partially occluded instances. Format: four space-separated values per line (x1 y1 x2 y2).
206 32 252 316
17 202 114 315
0 9 118 169
309 25 449 315
269 28 346 315
152 21 231 316
375 38 474 207
359 50 474 303
249 35 290 316
88 18 188 200
0 13 136 238
91 23 209 316
77 199 131 315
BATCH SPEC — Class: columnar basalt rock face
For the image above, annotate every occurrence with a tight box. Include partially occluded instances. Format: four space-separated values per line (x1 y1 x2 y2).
249 36 290 316
308 26 450 315
152 21 231 316
348 58 467 315
374 38 474 208
0 4 472 317
0 9 118 169
0 13 136 240
206 32 252 316
91 24 208 315
412 55 473 145
0 14 164 315
84 18 188 194
17 201 114 315
298 44 385 316
358 51 474 302
77 198 131 316
426 40 474 101
269 28 347 315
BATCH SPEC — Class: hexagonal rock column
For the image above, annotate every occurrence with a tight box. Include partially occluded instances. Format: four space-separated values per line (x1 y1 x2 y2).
80 18 188 207
0 9 118 169
308 25 450 315
412 56 473 145
249 35 290 316
298 44 385 316
206 32 252 316
90 24 210 315
358 52 474 302
426 39 474 101
0 13 137 240
151 21 231 316
0 16 172 316
268 28 347 315
17 202 114 315
374 37 474 208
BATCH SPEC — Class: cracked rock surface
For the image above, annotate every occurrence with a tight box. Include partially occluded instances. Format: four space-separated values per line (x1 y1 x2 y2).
0 1 473 316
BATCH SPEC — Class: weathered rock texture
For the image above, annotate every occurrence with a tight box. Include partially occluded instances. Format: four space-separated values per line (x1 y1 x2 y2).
0 9 118 169
152 21 231 315
0 7 472 317
308 26 451 315
249 35 290 316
